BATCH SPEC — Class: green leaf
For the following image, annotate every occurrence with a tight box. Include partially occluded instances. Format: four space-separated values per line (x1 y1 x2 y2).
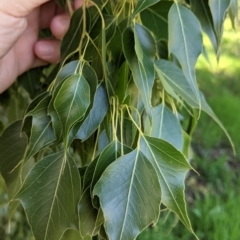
24 92 50 117
154 59 198 106
228 0 238 28
154 59 233 151
208 0 231 46
140 135 194 234
76 84 108 141
0 121 27 199
140 1 173 41
55 61 97 100
60 8 86 60
168 3 202 104
25 95 56 161
93 149 161 240
83 157 99 191
133 0 161 16
55 0 69 9
123 24 156 117
190 0 218 54
60 229 84 240
92 140 131 190
115 62 129 103
54 74 91 141
55 61 81 86
93 209 105 235
16 151 81 240
50 62 98 143
151 104 183 151
48 98 62 143
90 14 116 43
78 187 98 237
18 68 42 99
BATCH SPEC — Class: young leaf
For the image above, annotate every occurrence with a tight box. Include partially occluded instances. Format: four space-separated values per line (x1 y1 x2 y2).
151 104 183 151
208 0 231 46
140 1 173 41
168 3 202 104
140 136 194 234
16 151 81 240
76 84 109 141
190 0 218 54
25 95 56 161
93 149 161 240
54 74 91 140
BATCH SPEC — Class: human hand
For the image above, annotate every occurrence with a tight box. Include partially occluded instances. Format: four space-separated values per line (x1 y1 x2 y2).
0 0 83 93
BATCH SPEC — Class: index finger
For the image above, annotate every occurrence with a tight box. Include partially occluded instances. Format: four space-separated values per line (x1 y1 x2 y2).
0 0 50 17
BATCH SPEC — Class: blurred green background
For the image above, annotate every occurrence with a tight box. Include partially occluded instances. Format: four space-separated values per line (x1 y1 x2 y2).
1 17 240 240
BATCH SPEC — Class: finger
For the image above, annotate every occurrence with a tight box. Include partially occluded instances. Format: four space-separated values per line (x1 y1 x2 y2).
40 0 57 29
50 14 70 40
32 58 49 68
0 11 27 59
74 0 84 9
0 0 51 17
34 39 61 64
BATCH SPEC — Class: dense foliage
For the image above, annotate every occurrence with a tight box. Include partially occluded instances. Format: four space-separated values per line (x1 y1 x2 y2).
0 0 238 239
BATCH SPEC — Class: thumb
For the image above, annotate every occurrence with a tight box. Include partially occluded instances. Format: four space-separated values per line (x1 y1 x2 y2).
0 0 50 17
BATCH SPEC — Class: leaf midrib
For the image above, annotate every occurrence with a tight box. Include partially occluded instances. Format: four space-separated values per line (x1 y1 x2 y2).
44 153 67 240
141 136 190 226
119 150 139 240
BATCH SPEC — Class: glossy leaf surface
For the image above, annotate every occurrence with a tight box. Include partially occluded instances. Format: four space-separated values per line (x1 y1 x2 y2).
190 0 218 53
123 25 156 117
155 59 198 106
77 84 108 141
140 136 194 233
93 150 161 240
25 95 56 161
151 104 183 151
16 152 81 240
54 74 90 140
209 0 231 46
140 1 173 41
168 3 202 103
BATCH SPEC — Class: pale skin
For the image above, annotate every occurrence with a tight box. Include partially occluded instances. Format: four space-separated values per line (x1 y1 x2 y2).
0 0 83 93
